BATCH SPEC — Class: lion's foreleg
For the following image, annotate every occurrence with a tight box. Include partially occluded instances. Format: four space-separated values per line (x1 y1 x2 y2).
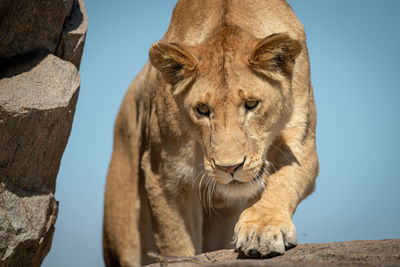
141 150 198 257
234 131 318 258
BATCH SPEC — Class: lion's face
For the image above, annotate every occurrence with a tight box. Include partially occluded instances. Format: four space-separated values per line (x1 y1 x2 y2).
185 75 285 195
150 27 301 198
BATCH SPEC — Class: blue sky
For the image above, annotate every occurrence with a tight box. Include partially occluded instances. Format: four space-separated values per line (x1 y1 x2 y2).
43 1 400 266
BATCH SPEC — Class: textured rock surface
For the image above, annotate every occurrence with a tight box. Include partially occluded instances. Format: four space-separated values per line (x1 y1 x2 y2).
0 181 57 267
0 0 73 59
0 54 80 193
56 0 88 69
0 0 87 266
146 239 400 266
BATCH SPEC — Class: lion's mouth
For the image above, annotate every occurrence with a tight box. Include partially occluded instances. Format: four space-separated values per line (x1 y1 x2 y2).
228 163 265 186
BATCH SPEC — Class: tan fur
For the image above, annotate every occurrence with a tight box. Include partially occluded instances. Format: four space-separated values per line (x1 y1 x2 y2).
103 0 318 266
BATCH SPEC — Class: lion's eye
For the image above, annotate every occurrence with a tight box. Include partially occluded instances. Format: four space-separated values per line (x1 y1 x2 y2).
196 104 210 116
244 100 259 110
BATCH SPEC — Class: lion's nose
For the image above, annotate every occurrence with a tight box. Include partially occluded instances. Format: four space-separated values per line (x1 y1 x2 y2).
214 157 246 174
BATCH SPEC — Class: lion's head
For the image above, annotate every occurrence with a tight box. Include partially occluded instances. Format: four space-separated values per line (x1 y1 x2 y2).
149 26 301 199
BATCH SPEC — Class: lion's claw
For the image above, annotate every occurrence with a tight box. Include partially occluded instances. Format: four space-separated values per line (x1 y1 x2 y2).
234 212 297 258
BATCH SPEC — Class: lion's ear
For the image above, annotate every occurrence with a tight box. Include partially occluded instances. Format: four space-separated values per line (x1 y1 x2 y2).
249 33 301 78
149 42 197 85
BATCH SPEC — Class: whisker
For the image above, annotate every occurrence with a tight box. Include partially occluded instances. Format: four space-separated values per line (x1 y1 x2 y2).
260 166 270 178
209 180 219 217
254 172 261 186
198 173 206 201
203 176 213 210
270 143 291 163
264 159 281 187
266 160 278 174
254 166 267 192
207 179 212 215
192 169 205 188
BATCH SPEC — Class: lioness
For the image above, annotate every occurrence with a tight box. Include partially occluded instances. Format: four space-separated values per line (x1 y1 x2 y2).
103 0 318 266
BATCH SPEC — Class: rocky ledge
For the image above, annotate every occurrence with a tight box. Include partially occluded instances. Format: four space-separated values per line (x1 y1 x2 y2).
147 239 400 266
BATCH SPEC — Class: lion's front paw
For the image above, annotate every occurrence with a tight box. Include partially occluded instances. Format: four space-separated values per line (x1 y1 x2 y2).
233 209 297 258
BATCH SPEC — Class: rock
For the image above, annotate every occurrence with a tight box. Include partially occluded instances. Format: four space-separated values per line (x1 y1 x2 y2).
145 239 400 266
0 53 80 193
0 180 58 267
0 0 87 265
0 0 73 60
56 0 88 69
0 53 78 266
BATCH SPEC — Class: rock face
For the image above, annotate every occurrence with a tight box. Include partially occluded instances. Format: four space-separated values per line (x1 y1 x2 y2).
0 54 80 193
0 0 72 60
56 0 88 69
0 0 87 266
146 239 400 266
